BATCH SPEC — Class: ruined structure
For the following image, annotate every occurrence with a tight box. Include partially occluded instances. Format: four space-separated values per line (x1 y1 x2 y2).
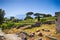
55 12 60 33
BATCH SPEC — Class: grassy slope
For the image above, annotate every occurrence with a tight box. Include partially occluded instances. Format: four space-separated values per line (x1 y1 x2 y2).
3 17 60 40
4 24 60 40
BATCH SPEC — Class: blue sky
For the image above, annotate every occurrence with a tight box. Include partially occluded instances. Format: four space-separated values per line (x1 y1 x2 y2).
0 0 60 19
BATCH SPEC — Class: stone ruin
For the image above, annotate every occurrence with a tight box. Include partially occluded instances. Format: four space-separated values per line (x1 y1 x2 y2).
0 28 28 40
45 34 57 40
55 12 60 33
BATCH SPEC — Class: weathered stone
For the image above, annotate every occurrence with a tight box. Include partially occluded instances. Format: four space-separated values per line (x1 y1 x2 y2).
18 32 28 40
45 34 57 40
35 22 40 27
37 37 42 40
16 24 28 29
54 32 57 34
42 29 50 32
0 28 5 36
41 29 45 31
0 28 5 40
29 32 35 37
31 22 40 27
55 12 60 33
0 36 4 40
37 32 43 37
44 29 50 32
45 34 50 36
4 34 22 40
36 30 40 32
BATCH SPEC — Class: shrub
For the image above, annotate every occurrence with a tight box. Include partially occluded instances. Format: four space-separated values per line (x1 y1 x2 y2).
7 21 14 29
1 21 14 30
40 18 47 22
1 23 7 30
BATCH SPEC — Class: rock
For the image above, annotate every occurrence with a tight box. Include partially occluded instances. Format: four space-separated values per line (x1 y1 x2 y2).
45 34 50 36
18 32 28 40
31 22 40 27
36 30 40 32
45 34 57 40
54 32 57 34
16 25 25 29
0 36 4 40
0 28 28 40
24 25 32 29
4 34 22 40
44 29 50 32
37 37 42 40
41 29 45 31
29 32 35 37
0 28 5 36
42 29 50 32
16 24 28 29
37 32 43 37
0 28 5 40
34 22 40 27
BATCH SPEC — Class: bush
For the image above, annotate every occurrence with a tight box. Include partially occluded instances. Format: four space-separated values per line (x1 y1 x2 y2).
1 23 7 30
14 23 21 27
1 21 14 30
7 21 14 29
40 18 47 22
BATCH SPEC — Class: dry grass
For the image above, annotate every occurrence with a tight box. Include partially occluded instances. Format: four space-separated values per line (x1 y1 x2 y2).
3 24 60 40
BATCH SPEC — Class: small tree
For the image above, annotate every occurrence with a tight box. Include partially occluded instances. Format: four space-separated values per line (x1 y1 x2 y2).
43 14 52 17
24 12 33 20
0 9 5 24
26 12 33 16
24 16 33 20
10 16 15 20
10 16 15 22
34 13 41 22
34 13 44 22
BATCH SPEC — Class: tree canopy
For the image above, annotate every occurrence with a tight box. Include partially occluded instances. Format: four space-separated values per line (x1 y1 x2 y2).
26 12 33 16
43 14 52 17
34 13 43 22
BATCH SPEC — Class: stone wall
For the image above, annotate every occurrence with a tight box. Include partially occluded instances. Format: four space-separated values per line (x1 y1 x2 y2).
55 12 60 33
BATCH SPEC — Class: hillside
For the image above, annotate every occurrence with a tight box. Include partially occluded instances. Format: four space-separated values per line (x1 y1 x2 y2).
3 24 60 40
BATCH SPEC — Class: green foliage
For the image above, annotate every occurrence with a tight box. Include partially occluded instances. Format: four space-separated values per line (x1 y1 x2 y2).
1 23 7 30
44 17 55 21
7 21 14 29
1 21 14 30
34 13 41 16
43 14 52 17
26 12 33 16
0 10 55 30
24 16 33 20
14 23 21 26
40 18 47 22
34 13 41 22
0 9 5 24
9 16 15 22
14 19 22 22
24 12 33 20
